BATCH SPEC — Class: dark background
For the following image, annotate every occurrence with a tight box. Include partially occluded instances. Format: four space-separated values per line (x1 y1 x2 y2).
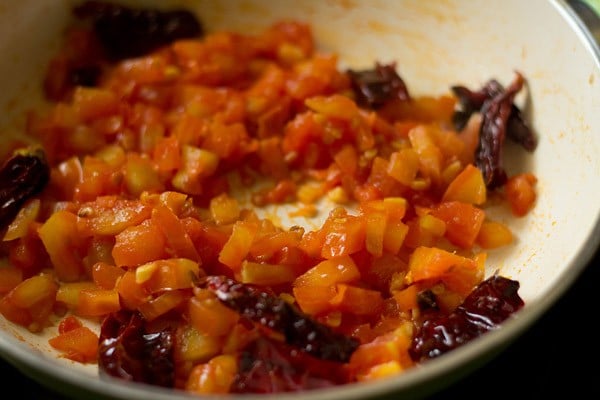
1 245 599 399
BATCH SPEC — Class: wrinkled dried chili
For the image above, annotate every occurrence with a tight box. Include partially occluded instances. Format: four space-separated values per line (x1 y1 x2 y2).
203 275 359 363
98 310 175 387
410 275 524 361
347 62 410 109
73 0 203 60
0 148 50 230
452 73 537 188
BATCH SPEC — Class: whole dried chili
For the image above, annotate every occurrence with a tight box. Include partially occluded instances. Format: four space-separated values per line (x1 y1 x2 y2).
347 62 410 109
202 275 359 363
0 147 50 230
98 310 175 387
409 275 524 361
73 0 203 60
476 73 525 188
231 336 347 393
451 73 537 188
451 80 504 131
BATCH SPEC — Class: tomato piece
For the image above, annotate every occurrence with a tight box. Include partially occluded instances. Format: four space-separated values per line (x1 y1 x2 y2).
442 163 487 205
431 201 485 249
185 355 238 394
112 219 167 267
0 273 58 332
56 281 98 310
294 256 360 288
189 295 239 337
73 156 119 202
387 149 419 186
92 262 125 290
124 153 164 197
282 111 322 156
305 94 360 120
153 136 181 172
172 145 220 195
72 87 118 121
477 220 514 249
349 328 412 380
218 220 259 270
48 325 99 363
209 193 240 225
115 270 150 310
505 173 537 217
320 210 366 259
293 285 338 316
393 284 420 312
364 206 387 257
249 229 302 261
138 290 187 321
38 210 86 282
136 258 201 293
2 198 41 242
330 284 384 316
174 325 222 365
77 196 152 236
76 288 121 317
408 246 482 297
333 144 358 176
240 261 298 286
152 205 200 262
408 125 443 184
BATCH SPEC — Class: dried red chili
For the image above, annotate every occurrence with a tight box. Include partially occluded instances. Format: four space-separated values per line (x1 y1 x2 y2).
409 275 524 361
0 148 50 230
231 337 347 393
452 73 537 188
203 275 359 363
347 62 410 109
98 310 175 387
73 0 203 60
